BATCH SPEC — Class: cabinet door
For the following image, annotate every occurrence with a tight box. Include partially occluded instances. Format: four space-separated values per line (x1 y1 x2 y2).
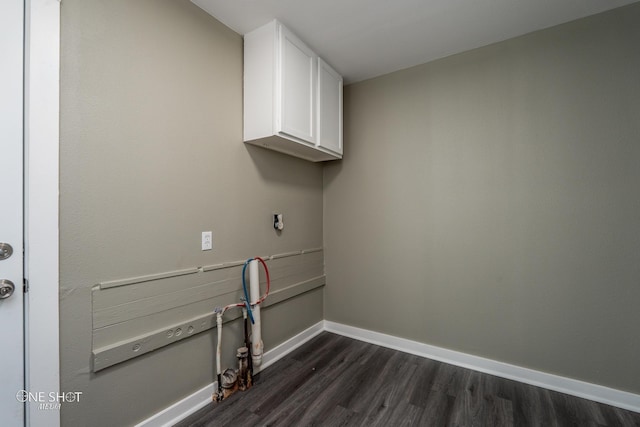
278 24 317 144
317 58 343 156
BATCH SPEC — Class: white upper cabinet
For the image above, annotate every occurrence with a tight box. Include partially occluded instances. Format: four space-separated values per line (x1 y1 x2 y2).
244 20 343 162
279 25 316 144
317 57 343 156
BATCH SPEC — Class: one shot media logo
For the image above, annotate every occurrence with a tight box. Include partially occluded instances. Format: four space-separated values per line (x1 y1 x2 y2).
16 390 83 410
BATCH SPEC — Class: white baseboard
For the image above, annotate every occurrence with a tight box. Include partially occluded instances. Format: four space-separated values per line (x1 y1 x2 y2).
138 319 639 426
135 321 325 427
324 320 640 414
258 321 325 373
134 383 215 427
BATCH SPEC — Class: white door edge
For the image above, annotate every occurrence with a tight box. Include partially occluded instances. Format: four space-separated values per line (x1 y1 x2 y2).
24 1 61 426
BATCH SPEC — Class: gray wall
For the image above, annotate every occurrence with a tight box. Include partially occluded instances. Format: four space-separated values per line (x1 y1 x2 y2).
60 1 323 425
324 3 640 394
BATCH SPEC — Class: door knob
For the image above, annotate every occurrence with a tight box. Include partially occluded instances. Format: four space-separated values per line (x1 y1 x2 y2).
0 279 15 299
0 243 13 260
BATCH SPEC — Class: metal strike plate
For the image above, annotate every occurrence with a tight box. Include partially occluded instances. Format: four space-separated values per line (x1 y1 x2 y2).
0 279 15 299
0 243 13 260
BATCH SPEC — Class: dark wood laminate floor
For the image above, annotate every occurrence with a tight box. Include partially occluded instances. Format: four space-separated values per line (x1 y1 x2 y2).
175 332 640 426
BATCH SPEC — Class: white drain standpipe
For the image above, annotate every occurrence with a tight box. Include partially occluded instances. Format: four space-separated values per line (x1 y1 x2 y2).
249 259 263 369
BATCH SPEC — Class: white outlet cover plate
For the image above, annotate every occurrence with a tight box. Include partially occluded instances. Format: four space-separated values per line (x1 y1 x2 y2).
201 231 212 251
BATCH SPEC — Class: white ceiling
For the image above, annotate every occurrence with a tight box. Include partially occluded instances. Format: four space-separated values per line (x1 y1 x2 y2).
191 0 638 84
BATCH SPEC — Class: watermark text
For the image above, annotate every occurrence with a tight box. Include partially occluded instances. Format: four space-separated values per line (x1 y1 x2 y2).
16 390 82 409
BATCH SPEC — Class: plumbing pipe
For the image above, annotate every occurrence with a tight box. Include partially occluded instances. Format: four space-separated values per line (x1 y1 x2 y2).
243 307 254 376
215 311 223 399
237 346 250 391
241 260 255 324
212 258 269 402
254 256 271 305
249 259 264 369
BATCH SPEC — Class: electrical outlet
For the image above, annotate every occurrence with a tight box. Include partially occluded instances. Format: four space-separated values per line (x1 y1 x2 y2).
201 231 212 251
